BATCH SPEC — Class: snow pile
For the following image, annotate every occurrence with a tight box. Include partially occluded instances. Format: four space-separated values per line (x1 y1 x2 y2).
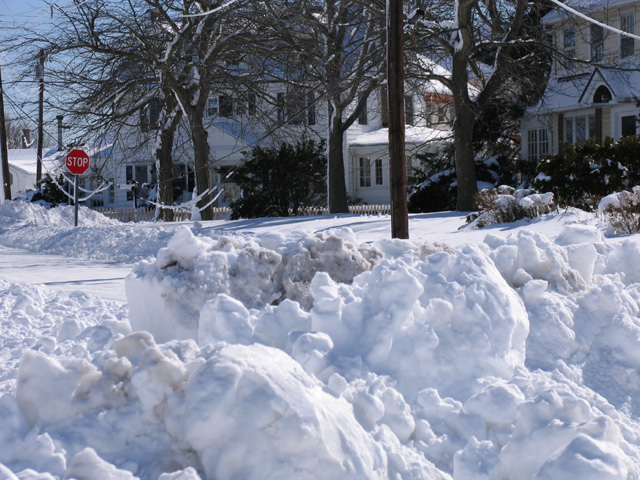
5 206 640 479
0 200 116 228
487 226 640 418
0 202 181 263
126 226 381 342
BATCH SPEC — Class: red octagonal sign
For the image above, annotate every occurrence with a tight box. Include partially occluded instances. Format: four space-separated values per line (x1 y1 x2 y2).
66 149 91 175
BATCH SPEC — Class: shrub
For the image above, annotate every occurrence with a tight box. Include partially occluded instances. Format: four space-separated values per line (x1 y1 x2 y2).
599 186 640 234
408 152 523 213
469 186 555 227
534 135 640 211
230 138 327 219
18 174 70 207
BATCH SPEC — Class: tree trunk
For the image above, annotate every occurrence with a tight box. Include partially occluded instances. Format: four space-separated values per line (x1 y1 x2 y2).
453 105 477 211
451 0 479 212
191 116 214 221
155 126 175 222
327 108 349 213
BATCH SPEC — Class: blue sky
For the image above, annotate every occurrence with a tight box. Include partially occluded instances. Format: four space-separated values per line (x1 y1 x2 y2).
0 0 63 146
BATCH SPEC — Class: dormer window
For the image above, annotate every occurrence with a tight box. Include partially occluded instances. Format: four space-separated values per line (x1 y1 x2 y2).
593 85 612 103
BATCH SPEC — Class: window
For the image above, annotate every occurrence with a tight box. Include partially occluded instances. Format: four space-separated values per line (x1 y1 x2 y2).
277 90 313 125
622 115 637 137
375 158 383 185
621 13 635 58
405 95 414 126
575 116 587 143
141 99 162 131
590 24 603 62
565 117 574 144
426 102 450 125
207 95 233 118
564 115 596 144
527 129 550 160
277 92 285 124
358 93 368 125
219 95 233 118
359 157 371 187
207 97 218 116
126 165 149 201
563 26 576 70
438 105 449 123
108 178 115 204
307 92 316 126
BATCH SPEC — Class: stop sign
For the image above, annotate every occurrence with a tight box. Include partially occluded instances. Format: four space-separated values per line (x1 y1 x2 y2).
66 149 91 175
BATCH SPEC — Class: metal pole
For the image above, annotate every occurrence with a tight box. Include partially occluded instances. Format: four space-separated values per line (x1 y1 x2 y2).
0 66 11 203
74 174 79 227
387 0 409 239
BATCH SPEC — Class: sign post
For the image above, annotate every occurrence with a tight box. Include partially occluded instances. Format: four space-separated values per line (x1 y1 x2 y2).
65 149 90 227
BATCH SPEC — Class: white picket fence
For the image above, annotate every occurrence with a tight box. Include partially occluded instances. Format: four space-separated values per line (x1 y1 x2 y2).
93 204 391 223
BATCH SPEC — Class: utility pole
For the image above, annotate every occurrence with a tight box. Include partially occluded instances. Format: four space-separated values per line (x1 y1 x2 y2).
387 0 409 239
36 49 45 183
0 66 11 203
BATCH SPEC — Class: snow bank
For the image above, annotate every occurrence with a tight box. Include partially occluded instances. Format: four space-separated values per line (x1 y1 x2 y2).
120 224 640 479
126 226 381 342
6 207 640 479
0 201 181 263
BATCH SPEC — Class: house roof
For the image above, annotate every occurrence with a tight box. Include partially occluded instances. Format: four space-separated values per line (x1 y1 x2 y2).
527 67 640 115
7 149 63 177
543 0 639 23
349 126 452 149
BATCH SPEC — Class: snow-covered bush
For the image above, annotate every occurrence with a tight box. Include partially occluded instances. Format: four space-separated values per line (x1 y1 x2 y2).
534 136 640 210
469 186 555 227
599 186 640 234
408 154 519 213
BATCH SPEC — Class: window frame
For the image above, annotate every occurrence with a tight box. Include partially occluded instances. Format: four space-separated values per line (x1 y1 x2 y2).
359 157 372 187
590 24 604 62
562 26 577 70
374 158 384 185
620 12 635 58
527 128 550 160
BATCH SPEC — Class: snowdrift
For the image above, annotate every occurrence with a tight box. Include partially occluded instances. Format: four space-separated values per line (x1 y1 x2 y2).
3 202 640 479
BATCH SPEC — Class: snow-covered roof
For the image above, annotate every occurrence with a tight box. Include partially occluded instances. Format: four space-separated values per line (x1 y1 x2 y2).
527 67 640 115
6 149 63 176
543 0 639 23
413 56 453 95
349 126 452 149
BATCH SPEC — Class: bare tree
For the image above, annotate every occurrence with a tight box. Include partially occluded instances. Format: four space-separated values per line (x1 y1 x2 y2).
11 0 248 220
408 0 551 210
255 0 386 213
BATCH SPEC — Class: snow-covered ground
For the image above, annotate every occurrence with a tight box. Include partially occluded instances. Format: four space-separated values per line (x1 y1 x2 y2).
2 200 640 479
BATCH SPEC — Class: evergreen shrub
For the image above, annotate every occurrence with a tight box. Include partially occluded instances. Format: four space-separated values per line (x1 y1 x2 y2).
230 138 327 219
534 135 640 211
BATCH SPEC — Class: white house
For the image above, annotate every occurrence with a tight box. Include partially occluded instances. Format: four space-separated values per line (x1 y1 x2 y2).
520 0 640 162
84 64 455 210
4 149 63 199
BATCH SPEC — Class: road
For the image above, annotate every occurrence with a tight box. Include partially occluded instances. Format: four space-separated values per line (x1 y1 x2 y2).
0 245 131 303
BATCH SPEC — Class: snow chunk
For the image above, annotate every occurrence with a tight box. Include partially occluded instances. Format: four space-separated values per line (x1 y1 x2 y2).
167 343 388 479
